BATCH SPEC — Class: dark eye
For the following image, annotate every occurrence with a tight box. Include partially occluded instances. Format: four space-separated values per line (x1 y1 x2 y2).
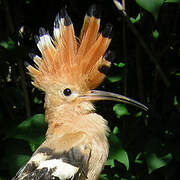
63 88 72 96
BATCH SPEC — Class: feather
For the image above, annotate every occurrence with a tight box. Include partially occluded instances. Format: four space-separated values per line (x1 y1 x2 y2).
13 133 91 180
27 7 112 91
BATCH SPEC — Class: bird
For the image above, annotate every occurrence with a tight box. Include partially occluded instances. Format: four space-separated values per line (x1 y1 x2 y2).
13 6 148 180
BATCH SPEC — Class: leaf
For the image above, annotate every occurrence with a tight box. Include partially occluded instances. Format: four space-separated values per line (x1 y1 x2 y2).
113 126 119 135
135 111 142 118
165 0 180 2
29 142 41 152
107 76 122 83
130 13 141 23
0 38 15 49
145 153 172 173
13 154 31 171
109 133 121 145
152 29 159 39
115 148 129 170
99 174 109 180
174 96 179 105
14 114 47 145
109 146 129 170
136 0 164 20
134 152 143 164
175 73 180 76
34 97 43 104
105 158 115 167
108 133 129 170
113 104 130 118
114 62 126 68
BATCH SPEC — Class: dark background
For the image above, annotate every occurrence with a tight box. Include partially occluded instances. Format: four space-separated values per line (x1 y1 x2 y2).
0 0 180 179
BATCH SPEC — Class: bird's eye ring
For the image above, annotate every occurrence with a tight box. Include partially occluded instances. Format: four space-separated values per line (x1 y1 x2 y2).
63 88 72 96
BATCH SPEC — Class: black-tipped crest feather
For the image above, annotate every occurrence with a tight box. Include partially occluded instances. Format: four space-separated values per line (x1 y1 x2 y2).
98 65 110 75
64 16 72 26
29 53 36 59
104 50 115 62
39 27 47 36
34 35 40 44
87 5 101 18
60 8 68 18
24 61 30 68
54 13 60 28
27 7 112 91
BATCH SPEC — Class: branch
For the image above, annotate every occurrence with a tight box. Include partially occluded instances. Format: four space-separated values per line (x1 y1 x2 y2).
113 0 170 87
3 0 15 34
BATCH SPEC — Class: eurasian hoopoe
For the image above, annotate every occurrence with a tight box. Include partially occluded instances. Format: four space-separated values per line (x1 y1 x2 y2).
13 6 147 180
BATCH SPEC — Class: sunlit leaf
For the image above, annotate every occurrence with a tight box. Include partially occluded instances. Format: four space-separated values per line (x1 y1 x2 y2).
116 148 129 170
113 126 119 135
108 133 129 170
175 73 180 76
114 62 126 68
109 147 129 170
107 76 122 83
130 13 141 23
152 29 159 39
134 152 143 164
34 97 43 104
113 104 130 118
136 0 164 20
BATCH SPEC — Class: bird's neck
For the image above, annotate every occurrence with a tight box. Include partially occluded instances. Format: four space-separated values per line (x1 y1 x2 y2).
44 100 109 138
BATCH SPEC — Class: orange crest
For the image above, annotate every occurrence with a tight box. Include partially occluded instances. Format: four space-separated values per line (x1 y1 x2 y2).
27 6 112 92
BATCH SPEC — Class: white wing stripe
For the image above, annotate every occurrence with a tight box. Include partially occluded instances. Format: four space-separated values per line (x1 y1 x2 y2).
37 159 79 180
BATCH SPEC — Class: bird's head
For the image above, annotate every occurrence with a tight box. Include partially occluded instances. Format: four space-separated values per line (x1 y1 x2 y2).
27 6 147 112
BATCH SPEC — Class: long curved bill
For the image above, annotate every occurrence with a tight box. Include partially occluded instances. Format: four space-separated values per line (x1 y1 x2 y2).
80 90 148 111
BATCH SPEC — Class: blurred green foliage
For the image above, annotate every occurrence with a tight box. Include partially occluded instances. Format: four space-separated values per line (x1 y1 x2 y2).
136 0 164 20
0 0 180 179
